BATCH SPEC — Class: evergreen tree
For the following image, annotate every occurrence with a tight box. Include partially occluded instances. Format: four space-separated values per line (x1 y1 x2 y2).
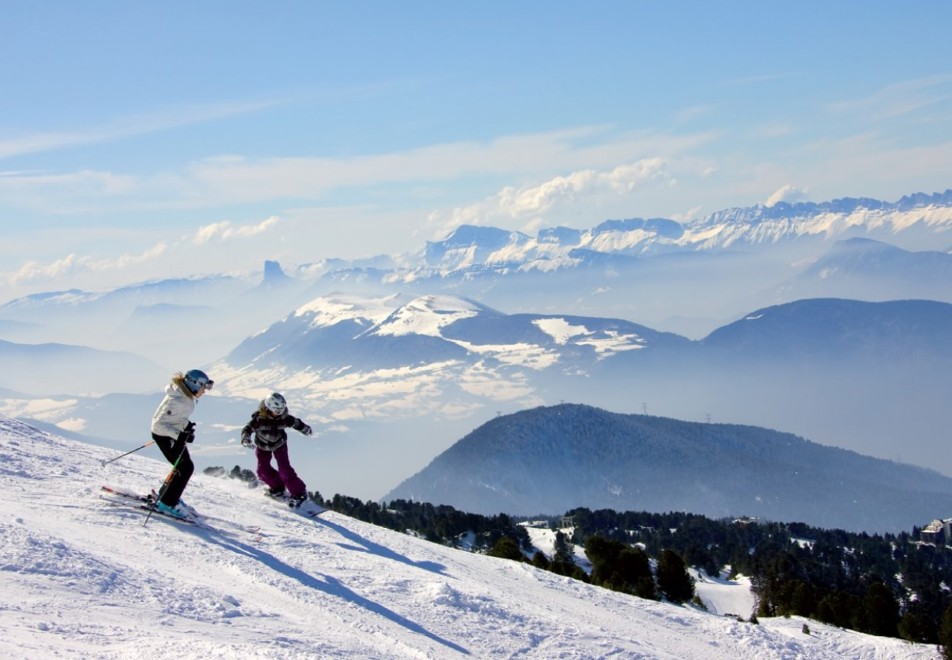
899 607 936 644
860 582 899 637
531 551 550 570
656 549 694 604
553 530 574 564
939 603 952 660
488 536 524 562
584 536 655 598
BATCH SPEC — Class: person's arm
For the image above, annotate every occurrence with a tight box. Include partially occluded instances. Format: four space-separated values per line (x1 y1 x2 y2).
240 416 256 447
291 416 312 435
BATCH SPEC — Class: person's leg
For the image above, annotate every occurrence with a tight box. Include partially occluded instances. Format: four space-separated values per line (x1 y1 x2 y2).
255 447 285 493
271 444 307 499
153 434 193 507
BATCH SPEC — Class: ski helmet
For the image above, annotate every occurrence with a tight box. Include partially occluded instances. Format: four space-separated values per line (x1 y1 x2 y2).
264 392 287 415
183 369 213 394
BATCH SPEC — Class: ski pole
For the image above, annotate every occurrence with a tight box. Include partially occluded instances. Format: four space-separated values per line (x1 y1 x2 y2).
101 441 154 467
145 442 188 526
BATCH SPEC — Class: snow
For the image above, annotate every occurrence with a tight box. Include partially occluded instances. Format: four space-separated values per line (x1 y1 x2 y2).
294 292 398 329
0 414 939 659
371 295 483 338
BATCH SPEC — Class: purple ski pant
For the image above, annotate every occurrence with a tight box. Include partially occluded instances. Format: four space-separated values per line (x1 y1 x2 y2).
255 443 307 499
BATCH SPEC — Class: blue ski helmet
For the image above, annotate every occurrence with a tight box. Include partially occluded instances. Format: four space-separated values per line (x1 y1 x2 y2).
183 369 213 394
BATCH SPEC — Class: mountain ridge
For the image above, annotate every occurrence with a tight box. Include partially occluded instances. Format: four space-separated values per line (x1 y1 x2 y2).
385 403 952 533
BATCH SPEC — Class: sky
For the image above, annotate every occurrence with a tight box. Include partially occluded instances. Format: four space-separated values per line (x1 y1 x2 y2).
2 1 951 301
1 414 938 659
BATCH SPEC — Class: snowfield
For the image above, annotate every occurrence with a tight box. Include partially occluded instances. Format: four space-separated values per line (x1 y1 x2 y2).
0 415 939 659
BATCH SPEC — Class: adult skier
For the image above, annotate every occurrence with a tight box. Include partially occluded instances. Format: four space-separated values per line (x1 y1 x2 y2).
150 369 213 518
240 392 314 508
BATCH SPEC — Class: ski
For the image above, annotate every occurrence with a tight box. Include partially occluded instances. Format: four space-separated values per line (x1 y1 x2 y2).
295 502 328 518
101 484 200 525
101 485 262 535
261 489 327 518
101 483 152 503
100 492 200 526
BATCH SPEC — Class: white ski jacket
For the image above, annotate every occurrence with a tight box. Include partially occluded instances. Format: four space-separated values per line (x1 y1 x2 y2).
150 379 196 439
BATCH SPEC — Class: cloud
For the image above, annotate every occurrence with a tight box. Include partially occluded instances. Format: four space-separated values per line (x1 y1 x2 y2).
192 216 281 244
429 159 671 236
0 99 287 160
0 125 713 217
3 214 285 290
765 185 808 207
7 242 168 287
0 169 139 213
830 75 952 122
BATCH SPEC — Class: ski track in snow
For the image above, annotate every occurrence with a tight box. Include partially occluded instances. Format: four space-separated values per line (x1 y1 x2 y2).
0 415 940 659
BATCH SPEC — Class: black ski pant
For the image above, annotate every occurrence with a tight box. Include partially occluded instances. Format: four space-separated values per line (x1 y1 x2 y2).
152 432 194 507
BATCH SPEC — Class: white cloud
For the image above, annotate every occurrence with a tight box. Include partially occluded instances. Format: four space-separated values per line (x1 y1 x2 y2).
0 125 714 219
765 185 808 207
2 214 285 290
7 242 169 287
192 216 281 244
429 159 670 237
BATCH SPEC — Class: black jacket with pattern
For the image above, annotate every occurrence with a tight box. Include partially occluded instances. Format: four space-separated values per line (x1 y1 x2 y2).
240 404 309 452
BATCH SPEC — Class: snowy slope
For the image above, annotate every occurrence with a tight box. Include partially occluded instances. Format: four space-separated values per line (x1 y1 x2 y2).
0 415 938 659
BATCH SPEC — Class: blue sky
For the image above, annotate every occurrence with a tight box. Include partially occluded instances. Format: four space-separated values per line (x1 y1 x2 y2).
2 1 950 299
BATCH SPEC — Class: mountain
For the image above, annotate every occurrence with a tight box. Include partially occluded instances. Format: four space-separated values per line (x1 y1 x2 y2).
390 190 952 276
8 292 952 505
211 291 690 415
385 403 952 534
0 415 936 658
0 266 300 369
0 339 167 395
209 295 952 491
307 191 952 338
3 190 952 502
699 298 952 360
773 238 952 302
3 191 951 360
229 292 690 369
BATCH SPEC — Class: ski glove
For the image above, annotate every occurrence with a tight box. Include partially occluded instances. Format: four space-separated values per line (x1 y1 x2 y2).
241 436 253 448
301 424 313 436
178 421 196 444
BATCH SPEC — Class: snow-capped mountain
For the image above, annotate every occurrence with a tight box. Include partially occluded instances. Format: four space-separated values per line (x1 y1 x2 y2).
5 291 952 504
210 292 688 417
3 190 950 358
3 190 952 502
385 403 952 534
397 190 952 276
2 415 934 658
307 191 952 339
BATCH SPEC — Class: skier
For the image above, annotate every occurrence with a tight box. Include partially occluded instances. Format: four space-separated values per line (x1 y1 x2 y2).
150 369 213 518
241 392 314 508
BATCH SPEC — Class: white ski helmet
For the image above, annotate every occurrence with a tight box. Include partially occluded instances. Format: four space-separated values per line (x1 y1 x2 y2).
264 392 287 416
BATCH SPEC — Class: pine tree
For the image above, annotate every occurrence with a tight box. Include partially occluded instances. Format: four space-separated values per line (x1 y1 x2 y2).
861 582 899 638
488 537 524 562
656 549 694 604
939 603 952 659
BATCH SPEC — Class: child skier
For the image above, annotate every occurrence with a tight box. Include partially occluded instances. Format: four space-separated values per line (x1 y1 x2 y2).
240 392 314 508
150 369 213 518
